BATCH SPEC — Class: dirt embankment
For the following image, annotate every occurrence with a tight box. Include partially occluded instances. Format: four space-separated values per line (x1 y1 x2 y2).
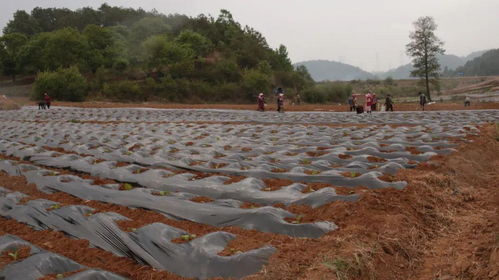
443 77 499 95
0 95 21 110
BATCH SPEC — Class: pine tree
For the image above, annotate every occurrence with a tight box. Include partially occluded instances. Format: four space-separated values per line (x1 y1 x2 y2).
406 16 445 101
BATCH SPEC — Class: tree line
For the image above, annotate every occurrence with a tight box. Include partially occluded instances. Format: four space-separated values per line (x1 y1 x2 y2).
0 5 317 103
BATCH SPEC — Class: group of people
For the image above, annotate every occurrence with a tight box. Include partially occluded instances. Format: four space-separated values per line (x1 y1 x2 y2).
348 92 394 113
38 93 51 110
257 89 473 113
257 88 285 113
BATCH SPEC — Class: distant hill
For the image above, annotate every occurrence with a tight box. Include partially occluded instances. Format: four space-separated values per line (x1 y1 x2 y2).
294 60 374 81
295 50 493 81
378 50 492 79
454 49 499 76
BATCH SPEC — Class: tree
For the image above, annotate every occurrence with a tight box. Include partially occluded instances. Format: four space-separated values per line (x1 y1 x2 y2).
0 33 28 81
242 69 271 100
143 35 194 69
44 28 89 70
3 10 40 35
406 16 445 101
32 66 88 101
175 30 213 57
83 25 123 72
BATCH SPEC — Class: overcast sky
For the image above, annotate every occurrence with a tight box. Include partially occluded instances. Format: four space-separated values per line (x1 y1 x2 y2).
2 0 498 71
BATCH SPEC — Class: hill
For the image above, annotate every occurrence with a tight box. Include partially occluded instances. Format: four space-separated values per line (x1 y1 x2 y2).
454 49 499 76
297 51 492 82
378 51 492 79
0 5 313 103
294 60 374 81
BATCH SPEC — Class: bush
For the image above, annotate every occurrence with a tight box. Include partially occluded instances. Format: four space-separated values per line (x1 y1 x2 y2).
242 69 271 101
303 82 352 103
32 66 88 101
113 58 129 72
102 80 143 101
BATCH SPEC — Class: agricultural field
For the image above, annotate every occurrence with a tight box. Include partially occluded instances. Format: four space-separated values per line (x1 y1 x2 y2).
0 107 498 279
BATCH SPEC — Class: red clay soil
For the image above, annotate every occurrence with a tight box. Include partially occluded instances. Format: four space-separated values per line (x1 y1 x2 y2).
338 154 352 160
0 245 31 269
0 125 497 279
405 146 423 155
242 124 499 280
366 156 387 163
263 178 294 191
306 151 329 157
38 269 86 280
0 219 186 280
190 196 215 203
223 175 246 184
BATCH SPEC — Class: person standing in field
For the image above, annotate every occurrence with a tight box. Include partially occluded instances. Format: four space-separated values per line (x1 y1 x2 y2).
371 93 378 111
365 92 373 114
348 95 354 111
385 94 394 111
257 93 265 111
277 93 284 113
294 93 301 105
464 96 471 107
419 92 427 111
43 93 51 109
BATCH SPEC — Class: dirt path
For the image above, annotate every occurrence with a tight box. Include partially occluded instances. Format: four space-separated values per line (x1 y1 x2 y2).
8 97 499 111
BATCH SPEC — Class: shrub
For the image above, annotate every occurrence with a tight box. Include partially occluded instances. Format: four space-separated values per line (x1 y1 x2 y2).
303 82 352 103
113 58 129 72
242 69 271 101
32 66 88 101
102 80 143 101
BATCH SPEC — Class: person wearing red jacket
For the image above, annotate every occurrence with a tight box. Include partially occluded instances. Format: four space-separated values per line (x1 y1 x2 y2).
43 93 51 109
365 92 373 114
257 93 265 111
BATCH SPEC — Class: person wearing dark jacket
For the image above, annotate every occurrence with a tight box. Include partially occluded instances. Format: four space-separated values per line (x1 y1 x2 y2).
385 95 394 111
419 92 427 111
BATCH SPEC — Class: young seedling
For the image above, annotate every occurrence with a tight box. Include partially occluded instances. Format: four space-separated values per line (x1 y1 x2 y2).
49 204 61 210
159 190 170 196
8 251 18 260
180 234 197 241
292 215 304 224
122 183 134 190
301 159 312 165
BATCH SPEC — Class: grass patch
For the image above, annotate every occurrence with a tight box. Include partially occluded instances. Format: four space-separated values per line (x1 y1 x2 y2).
323 257 353 280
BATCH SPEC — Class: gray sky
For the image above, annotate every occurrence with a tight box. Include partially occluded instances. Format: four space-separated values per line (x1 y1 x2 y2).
2 0 499 71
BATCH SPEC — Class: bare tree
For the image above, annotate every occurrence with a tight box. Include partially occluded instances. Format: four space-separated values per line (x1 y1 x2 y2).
406 16 445 101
